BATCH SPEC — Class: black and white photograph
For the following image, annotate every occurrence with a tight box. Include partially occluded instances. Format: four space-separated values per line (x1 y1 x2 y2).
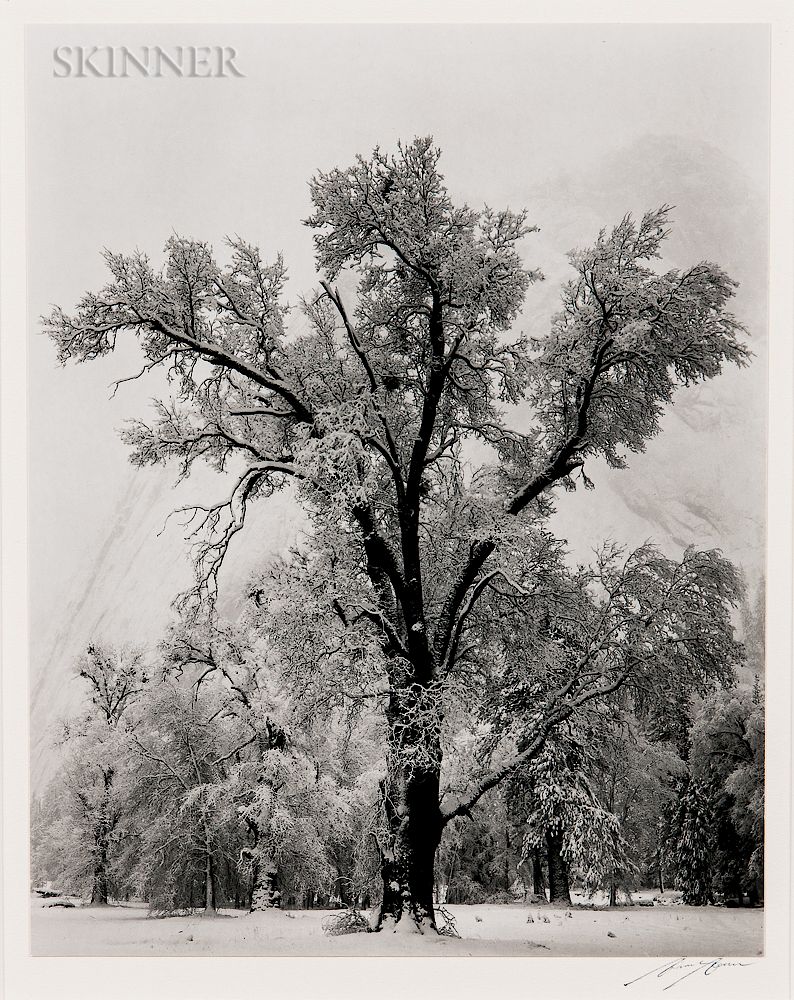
1 5 792 999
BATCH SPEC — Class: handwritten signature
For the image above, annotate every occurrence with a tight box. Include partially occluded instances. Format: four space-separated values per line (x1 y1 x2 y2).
624 957 755 991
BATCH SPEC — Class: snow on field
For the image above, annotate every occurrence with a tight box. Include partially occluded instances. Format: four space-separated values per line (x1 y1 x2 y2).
31 894 763 958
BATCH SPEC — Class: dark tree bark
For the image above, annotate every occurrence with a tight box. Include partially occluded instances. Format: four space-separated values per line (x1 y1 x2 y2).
377 757 442 923
532 849 546 899
376 766 442 931
374 692 443 932
89 845 109 906
504 825 511 893
545 829 572 905
203 828 217 915
334 874 351 908
89 813 110 904
88 768 114 905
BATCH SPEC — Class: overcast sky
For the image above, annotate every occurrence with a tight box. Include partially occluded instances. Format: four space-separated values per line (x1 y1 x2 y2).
26 23 770 761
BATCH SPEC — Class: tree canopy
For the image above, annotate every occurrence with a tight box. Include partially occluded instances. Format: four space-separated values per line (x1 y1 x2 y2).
42 137 752 931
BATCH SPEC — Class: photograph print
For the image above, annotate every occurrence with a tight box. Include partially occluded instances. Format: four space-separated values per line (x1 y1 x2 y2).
23 19 772 972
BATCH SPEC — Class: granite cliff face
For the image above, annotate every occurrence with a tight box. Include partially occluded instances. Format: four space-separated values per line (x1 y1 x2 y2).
519 135 765 586
29 136 766 792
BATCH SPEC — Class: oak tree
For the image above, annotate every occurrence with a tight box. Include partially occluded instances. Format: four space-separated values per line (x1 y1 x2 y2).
45 137 748 931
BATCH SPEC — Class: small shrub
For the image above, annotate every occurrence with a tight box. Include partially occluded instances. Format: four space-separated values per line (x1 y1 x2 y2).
322 909 371 936
435 904 460 938
484 889 515 905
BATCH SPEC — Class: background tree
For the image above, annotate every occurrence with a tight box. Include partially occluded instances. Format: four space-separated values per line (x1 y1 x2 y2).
663 773 719 905
31 645 148 905
161 615 293 910
587 711 684 901
127 675 255 915
513 715 637 906
161 609 383 913
659 580 764 908
688 684 764 903
435 789 516 905
45 137 748 931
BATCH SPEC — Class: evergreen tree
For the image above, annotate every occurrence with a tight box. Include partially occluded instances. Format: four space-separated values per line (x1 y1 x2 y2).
664 774 718 905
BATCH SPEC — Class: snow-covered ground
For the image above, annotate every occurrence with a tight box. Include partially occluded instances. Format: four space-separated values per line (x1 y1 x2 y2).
31 893 763 958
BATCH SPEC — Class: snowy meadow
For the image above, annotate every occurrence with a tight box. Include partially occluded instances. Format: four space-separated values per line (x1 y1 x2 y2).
31 894 763 958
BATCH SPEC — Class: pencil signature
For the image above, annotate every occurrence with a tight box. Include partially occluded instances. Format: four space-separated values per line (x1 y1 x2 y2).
624 957 755 991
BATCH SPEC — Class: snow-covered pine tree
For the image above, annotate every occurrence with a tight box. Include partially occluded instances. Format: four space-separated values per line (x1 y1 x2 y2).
664 773 719 905
515 717 637 905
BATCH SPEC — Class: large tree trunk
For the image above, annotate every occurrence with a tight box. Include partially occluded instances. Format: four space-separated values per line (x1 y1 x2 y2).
373 684 444 933
545 829 572 905
376 763 442 932
89 771 113 905
89 843 109 906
